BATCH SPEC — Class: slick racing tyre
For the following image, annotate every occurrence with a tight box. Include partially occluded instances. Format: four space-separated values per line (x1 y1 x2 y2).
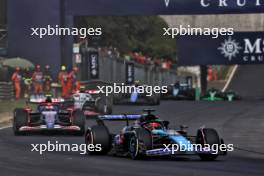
73 110 85 136
148 94 160 105
113 93 122 105
85 125 111 155
196 128 221 161
128 128 152 160
96 96 112 114
187 89 196 100
153 95 160 105
13 108 28 136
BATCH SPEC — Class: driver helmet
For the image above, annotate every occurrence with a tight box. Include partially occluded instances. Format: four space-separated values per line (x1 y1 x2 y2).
174 81 180 87
61 65 66 71
145 122 162 131
45 94 52 103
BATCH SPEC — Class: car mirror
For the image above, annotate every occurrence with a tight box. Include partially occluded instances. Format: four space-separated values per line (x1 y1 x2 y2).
180 125 188 131
163 121 169 129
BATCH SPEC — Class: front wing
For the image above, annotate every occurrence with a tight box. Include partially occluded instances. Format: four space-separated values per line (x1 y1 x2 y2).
18 124 81 132
143 147 226 156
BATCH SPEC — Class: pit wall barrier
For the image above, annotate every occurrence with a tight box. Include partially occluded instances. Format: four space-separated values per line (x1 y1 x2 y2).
0 82 14 100
98 56 180 86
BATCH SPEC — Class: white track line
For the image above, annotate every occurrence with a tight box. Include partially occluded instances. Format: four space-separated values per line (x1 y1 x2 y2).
222 65 238 92
0 125 11 130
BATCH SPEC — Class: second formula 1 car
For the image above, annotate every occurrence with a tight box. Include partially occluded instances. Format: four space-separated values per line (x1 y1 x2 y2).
69 88 112 117
113 84 160 105
85 109 227 160
201 88 241 101
13 95 85 135
161 82 195 100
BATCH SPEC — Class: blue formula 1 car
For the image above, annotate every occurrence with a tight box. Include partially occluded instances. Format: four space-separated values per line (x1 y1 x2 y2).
85 110 227 160
113 84 160 105
161 82 195 100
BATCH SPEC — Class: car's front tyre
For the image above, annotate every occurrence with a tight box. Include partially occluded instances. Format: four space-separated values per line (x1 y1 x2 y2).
72 110 85 136
13 108 28 136
85 125 111 155
128 128 152 160
196 128 221 161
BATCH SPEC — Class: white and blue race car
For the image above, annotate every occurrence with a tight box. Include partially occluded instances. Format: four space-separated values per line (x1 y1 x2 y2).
85 109 227 160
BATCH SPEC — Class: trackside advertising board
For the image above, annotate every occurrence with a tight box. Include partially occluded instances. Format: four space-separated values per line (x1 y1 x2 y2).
125 62 135 85
88 51 99 79
8 0 264 72
65 0 264 15
177 32 264 66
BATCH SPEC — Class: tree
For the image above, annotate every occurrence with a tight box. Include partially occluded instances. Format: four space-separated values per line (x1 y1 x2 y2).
75 16 176 60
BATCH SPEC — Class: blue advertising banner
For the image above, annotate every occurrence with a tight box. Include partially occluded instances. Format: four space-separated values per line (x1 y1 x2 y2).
8 0 61 75
88 51 99 79
177 32 264 65
65 0 264 15
7 0 264 73
125 62 135 85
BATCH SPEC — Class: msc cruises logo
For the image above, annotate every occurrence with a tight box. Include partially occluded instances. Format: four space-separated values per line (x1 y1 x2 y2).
218 37 242 61
218 37 264 63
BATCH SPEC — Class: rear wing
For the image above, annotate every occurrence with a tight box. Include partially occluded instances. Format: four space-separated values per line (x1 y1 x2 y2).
98 115 142 121
85 89 100 94
28 95 66 104
97 114 142 126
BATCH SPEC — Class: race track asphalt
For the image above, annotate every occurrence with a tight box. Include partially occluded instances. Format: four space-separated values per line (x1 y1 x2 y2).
0 65 264 176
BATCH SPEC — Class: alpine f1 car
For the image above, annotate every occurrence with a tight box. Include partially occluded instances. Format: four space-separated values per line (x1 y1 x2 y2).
161 82 195 100
85 109 227 160
113 84 160 105
201 88 241 101
13 95 85 135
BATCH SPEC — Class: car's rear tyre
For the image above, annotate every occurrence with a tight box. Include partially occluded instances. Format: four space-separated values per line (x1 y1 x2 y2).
155 96 160 105
113 93 122 105
85 125 111 155
128 128 152 160
13 108 28 136
148 94 160 105
196 128 220 161
188 89 196 100
96 97 112 114
72 110 85 136
154 95 160 105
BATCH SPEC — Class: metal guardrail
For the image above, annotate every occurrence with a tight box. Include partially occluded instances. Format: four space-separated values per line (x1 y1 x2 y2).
98 56 180 86
0 28 7 49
